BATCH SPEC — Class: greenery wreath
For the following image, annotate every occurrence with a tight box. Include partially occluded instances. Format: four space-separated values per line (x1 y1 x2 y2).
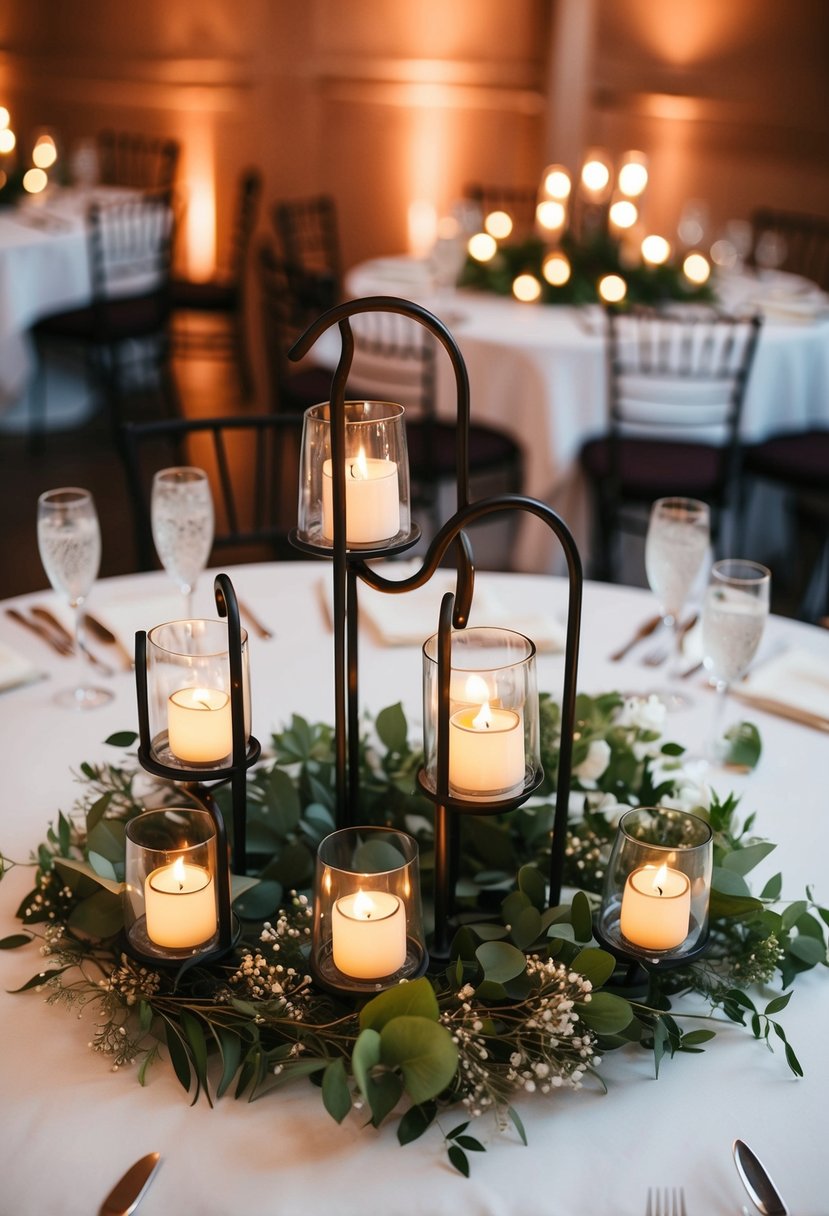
2 691 827 1176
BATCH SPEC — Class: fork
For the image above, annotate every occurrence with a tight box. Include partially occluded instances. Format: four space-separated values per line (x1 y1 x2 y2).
645 1187 687 1216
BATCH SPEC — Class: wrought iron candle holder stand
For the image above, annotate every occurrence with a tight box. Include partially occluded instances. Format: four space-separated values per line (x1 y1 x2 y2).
593 806 713 994
289 296 583 964
130 573 261 964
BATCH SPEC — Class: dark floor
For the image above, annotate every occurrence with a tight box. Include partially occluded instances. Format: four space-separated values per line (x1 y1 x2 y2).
0 346 825 621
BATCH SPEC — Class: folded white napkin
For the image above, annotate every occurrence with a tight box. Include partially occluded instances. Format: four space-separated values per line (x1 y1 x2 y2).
0 640 42 693
320 565 566 651
735 647 829 730
747 279 829 324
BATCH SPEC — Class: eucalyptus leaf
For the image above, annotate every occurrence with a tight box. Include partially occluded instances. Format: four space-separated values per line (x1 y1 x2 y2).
322 1058 352 1123
570 890 594 942
509 905 543 950
375 702 408 754
517 864 547 910
232 880 282 921
723 721 762 770
86 818 127 865
0 933 33 949
105 731 138 748
380 1016 459 1104
54 856 123 897
570 947 616 989
475 940 527 984
67 889 124 938
722 841 776 877
351 1028 381 1103
215 1028 243 1100
85 793 112 833
788 935 826 965
577 991 634 1035
360 977 439 1032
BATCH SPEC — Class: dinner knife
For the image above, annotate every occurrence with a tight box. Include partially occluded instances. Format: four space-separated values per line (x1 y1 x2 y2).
609 613 661 661
99 1151 161 1216
31 605 115 676
5 607 72 655
733 1139 789 1215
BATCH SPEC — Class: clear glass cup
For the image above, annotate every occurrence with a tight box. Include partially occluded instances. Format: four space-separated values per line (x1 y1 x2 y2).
36 486 113 710
644 497 710 709
701 559 771 762
151 467 214 617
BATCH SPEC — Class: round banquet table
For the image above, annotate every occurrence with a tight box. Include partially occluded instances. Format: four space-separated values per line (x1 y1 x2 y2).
342 259 829 573
0 562 826 1216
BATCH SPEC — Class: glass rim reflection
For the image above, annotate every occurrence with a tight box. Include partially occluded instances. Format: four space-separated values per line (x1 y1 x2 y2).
147 618 247 659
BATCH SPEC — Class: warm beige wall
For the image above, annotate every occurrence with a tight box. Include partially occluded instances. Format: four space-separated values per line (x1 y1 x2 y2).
0 0 826 274
589 0 829 239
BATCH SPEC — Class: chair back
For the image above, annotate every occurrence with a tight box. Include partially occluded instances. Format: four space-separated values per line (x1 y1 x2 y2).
97 130 180 190
227 168 263 285
463 183 538 236
606 305 762 499
121 413 307 570
749 207 829 291
87 192 176 335
272 193 341 304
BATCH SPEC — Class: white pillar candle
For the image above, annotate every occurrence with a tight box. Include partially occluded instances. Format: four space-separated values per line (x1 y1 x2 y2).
322 449 400 545
331 889 407 980
144 857 217 949
620 863 691 951
168 687 232 764
448 700 525 801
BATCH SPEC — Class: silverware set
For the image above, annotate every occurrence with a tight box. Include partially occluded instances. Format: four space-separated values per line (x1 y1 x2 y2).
5 604 131 673
640 1139 791 1215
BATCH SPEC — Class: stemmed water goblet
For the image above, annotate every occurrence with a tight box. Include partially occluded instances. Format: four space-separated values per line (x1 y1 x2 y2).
644 497 710 709
701 559 771 763
36 486 113 710
151 467 215 618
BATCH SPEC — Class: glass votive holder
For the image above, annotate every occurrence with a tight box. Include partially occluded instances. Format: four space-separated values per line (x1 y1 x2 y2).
421 627 540 805
312 827 428 994
296 400 411 550
598 807 713 964
124 808 221 961
145 619 250 771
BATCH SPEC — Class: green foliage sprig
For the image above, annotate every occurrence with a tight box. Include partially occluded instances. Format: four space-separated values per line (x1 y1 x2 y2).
1 693 826 1175
458 232 716 307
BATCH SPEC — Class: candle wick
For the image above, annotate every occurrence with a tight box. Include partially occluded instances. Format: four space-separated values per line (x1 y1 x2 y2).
178 882 184 892
656 884 663 896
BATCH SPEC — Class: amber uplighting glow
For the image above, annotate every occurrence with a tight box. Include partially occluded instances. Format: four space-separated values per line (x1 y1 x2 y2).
683 252 711 284
0 128 16 155
542 251 571 286
641 234 671 265
468 232 497 262
484 210 513 240
536 200 566 231
23 168 48 194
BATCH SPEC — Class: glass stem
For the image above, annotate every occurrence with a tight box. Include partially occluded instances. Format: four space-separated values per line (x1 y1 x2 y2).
706 680 729 760
71 598 86 695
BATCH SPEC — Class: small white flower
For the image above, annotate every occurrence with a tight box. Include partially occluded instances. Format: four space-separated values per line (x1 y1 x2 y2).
574 739 611 783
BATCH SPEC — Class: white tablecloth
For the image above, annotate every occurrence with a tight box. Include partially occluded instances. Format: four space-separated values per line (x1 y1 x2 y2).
0 562 827 1215
343 260 829 572
0 186 136 428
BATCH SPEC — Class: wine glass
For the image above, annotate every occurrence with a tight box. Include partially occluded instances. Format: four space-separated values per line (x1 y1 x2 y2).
701 559 771 762
151 467 214 617
36 487 113 710
644 497 710 709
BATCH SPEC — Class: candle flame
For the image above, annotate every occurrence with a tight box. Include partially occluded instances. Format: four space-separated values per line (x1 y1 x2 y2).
472 700 493 730
353 888 377 919
464 674 490 703
650 863 669 897
172 856 186 891
349 449 369 481
193 688 214 711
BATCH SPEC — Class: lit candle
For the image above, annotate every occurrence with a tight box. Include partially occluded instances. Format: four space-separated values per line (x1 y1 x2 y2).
331 889 407 979
168 687 232 764
144 856 217 949
620 863 691 951
449 699 525 800
322 448 400 545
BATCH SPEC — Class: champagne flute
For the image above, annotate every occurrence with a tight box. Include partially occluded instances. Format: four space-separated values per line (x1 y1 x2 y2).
644 497 710 708
151 467 214 618
37 487 113 710
701 559 771 762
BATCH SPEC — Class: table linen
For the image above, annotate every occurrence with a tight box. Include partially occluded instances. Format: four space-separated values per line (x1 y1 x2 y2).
0 562 826 1215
